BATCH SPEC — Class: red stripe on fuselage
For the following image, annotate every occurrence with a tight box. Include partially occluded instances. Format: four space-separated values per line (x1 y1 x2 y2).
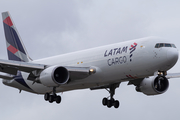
7 45 18 54
129 75 134 79
3 16 13 27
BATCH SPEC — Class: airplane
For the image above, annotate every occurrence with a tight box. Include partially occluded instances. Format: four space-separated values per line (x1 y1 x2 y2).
1 11 179 109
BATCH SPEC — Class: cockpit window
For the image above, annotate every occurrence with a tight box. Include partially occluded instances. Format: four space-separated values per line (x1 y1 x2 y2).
165 43 172 47
159 43 164 47
171 44 176 48
155 43 176 48
155 44 159 48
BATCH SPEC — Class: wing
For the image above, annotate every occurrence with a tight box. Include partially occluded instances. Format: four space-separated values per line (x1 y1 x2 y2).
127 73 180 87
0 59 95 82
166 73 180 79
0 72 14 80
0 59 45 75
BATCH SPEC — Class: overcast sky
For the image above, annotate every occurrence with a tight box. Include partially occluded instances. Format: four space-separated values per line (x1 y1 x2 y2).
1 0 180 120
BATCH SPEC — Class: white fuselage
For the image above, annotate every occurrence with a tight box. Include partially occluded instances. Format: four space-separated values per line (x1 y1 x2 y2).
3 37 179 94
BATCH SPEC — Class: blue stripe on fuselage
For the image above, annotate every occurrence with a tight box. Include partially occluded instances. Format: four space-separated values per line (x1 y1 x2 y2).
14 71 32 90
3 23 26 54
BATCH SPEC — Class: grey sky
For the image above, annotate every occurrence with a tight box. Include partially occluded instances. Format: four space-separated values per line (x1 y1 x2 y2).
0 0 180 120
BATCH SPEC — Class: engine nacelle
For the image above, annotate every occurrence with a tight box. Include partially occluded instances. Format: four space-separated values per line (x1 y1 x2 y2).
136 76 169 95
39 66 69 87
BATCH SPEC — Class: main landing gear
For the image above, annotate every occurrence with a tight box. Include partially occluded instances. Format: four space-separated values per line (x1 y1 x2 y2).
44 87 61 104
102 84 120 108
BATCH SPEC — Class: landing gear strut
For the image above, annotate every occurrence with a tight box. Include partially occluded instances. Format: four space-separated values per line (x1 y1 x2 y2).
44 87 61 104
102 84 120 108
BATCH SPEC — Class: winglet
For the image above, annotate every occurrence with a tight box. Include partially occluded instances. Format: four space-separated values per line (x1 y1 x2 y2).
2 11 31 62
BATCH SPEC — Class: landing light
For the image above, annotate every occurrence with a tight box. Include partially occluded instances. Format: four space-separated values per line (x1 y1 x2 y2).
89 68 96 74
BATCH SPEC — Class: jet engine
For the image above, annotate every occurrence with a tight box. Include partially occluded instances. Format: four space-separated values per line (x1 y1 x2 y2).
39 66 69 87
136 76 169 95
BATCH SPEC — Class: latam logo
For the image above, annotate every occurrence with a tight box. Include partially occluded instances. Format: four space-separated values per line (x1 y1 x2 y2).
129 42 137 62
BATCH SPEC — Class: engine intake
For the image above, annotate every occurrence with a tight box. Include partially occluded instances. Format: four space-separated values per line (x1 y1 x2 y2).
136 76 169 95
154 76 169 92
39 66 69 87
53 67 69 84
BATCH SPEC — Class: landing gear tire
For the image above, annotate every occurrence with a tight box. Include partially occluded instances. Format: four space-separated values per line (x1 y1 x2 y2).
49 95 54 103
44 93 49 101
103 98 120 108
44 87 62 104
102 98 108 106
107 100 112 108
114 100 119 108
56 96 61 104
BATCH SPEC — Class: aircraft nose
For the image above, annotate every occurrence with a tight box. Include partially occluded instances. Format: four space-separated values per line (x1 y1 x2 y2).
166 48 179 66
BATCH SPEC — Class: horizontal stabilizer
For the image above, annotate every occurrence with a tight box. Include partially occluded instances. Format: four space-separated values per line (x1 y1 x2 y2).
0 72 13 80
